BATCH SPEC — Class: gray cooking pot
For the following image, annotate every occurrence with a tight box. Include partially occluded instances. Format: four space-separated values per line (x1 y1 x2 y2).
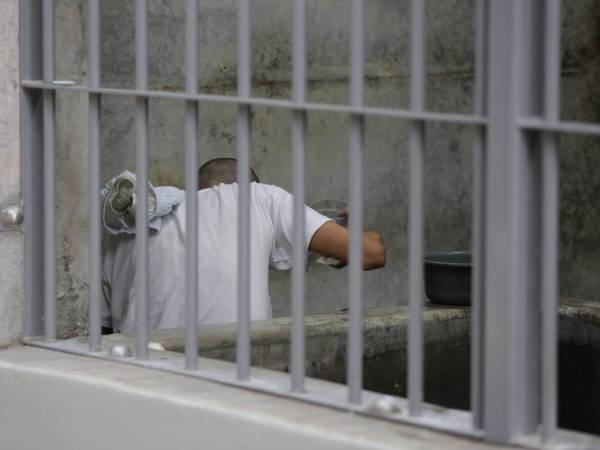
424 251 472 306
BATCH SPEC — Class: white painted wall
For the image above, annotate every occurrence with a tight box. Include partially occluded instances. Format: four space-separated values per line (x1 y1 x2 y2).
0 0 23 346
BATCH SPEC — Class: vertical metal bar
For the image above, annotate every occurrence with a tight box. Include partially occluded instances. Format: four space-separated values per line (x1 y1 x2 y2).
236 0 252 381
134 0 149 360
541 0 561 442
290 0 307 393
87 0 102 351
42 0 56 342
484 0 543 442
184 0 199 371
347 0 364 406
485 1 521 440
471 0 488 430
21 0 45 337
408 0 426 416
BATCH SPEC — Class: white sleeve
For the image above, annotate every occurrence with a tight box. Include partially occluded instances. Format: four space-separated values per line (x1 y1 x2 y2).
267 185 331 270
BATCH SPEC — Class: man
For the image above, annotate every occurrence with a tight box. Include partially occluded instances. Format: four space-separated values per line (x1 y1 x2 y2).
102 158 386 333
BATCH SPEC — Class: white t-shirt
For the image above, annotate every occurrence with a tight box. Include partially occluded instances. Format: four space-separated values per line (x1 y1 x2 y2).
102 182 330 333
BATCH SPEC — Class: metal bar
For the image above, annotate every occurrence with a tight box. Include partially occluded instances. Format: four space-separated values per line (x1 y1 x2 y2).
518 118 600 137
540 135 558 443
541 0 561 442
290 0 307 393
543 0 561 124
27 338 479 440
484 0 544 441
236 0 252 381
408 0 426 417
21 81 488 126
42 0 56 342
347 0 365 406
184 0 199 371
471 126 486 429
484 1 521 441
87 0 102 352
43 0 54 82
134 0 149 360
21 0 45 337
471 0 488 431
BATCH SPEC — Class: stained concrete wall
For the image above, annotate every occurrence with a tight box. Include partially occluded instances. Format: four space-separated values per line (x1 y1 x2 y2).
0 0 23 346
51 0 600 337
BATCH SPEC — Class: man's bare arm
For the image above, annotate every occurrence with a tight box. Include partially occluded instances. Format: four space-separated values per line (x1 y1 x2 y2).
308 221 386 270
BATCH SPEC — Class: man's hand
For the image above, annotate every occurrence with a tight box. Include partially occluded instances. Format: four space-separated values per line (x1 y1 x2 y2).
107 177 135 218
308 221 386 271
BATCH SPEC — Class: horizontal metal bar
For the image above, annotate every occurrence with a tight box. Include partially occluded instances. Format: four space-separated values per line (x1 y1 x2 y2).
519 117 600 137
21 81 487 126
25 338 479 440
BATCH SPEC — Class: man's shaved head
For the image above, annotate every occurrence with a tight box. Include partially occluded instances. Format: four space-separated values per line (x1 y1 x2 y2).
198 157 259 190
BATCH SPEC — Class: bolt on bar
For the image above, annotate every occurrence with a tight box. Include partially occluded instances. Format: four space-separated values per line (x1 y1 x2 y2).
134 0 150 360
347 0 365 406
408 0 426 417
290 0 307 393
236 0 252 381
43 0 56 342
184 0 200 371
87 0 102 352
471 0 488 430
541 0 561 442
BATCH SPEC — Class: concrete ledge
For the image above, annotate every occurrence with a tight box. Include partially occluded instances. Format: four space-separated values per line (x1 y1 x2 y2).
0 345 499 450
105 304 470 367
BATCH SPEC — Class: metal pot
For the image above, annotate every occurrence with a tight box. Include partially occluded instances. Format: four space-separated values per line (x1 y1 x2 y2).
424 251 472 306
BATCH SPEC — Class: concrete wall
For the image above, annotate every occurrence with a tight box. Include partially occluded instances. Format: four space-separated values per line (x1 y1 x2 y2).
0 345 510 450
0 0 23 346
50 0 600 337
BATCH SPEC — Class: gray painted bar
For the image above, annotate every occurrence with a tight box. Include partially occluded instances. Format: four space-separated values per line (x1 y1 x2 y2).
236 0 252 381
42 0 56 342
541 0 561 441
408 0 426 417
87 0 102 352
134 0 150 360
184 0 199 371
290 0 307 394
347 0 365 406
